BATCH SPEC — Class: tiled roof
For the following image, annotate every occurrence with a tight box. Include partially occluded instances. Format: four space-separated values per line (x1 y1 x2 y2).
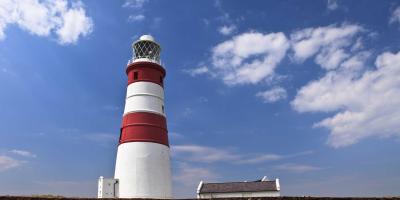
199 180 278 194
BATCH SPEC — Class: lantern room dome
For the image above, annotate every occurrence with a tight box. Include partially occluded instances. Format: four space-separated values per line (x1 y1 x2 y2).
139 34 155 42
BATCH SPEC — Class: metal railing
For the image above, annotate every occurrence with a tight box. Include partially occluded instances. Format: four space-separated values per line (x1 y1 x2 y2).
127 58 163 66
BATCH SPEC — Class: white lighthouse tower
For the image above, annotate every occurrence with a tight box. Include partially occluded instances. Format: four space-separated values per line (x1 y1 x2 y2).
98 35 172 199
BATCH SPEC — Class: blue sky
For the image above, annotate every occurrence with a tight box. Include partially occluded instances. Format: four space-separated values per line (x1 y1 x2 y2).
0 0 400 198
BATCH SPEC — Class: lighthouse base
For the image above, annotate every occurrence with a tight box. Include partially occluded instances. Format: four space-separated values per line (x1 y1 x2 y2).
114 142 172 199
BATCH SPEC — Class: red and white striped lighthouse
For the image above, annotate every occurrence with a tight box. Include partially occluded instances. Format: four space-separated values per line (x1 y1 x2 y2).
113 35 172 198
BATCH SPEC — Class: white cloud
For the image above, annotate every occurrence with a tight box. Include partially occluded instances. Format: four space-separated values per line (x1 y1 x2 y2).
315 48 349 70
122 0 148 23
55 3 93 44
292 51 400 147
183 66 210 77
123 0 148 8
389 6 400 26
182 107 193 118
101 105 120 111
351 37 364 51
0 0 93 44
59 130 117 147
172 162 218 198
275 163 321 173
169 132 185 140
256 87 287 103
327 0 338 11
172 145 240 163
218 24 236 35
150 17 162 29
211 31 289 85
128 14 145 22
0 155 22 172
173 162 217 186
84 133 118 146
172 145 308 164
340 51 371 71
214 0 222 9
237 154 282 164
185 32 289 86
197 96 209 103
9 149 37 158
291 24 363 70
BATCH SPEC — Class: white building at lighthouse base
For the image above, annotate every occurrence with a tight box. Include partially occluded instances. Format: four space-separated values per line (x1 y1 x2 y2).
98 177 119 198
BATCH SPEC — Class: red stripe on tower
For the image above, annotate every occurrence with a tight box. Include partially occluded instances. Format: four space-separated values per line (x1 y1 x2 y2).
126 61 166 86
120 112 169 146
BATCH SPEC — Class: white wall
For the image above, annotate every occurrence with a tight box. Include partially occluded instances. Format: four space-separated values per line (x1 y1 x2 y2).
114 142 172 199
124 82 165 116
97 177 118 198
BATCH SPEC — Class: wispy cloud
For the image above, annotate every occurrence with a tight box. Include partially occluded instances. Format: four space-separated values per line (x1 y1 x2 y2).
183 66 211 77
173 162 217 186
214 0 235 24
101 105 120 111
9 149 37 158
57 129 118 147
123 0 149 23
150 17 163 29
256 87 287 103
1 67 18 77
196 96 209 103
169 132 185 140
122 0 148 8
0 155 23 172
182 107 193 118
389 6 400 27
173 162 218 198
218 25 236 36
326 0 338 11
128 14 145 22
83 133 118 146
275 163 322 173
172 145 240 163
237 154 283 164
172 144 311 164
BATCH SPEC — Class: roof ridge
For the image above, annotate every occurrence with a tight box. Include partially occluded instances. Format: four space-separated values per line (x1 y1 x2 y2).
203 180 276 184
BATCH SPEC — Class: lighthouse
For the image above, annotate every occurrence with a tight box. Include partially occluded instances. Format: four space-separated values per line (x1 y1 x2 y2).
98 35 172 199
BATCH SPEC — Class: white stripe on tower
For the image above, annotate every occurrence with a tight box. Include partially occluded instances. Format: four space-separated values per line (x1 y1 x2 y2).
123 82 165 116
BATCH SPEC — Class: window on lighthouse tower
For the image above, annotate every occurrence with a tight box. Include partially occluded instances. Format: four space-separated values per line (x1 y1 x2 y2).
133 71 138 80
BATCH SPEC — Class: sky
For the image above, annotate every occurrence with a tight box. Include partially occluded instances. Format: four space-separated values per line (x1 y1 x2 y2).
0 0 400 198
